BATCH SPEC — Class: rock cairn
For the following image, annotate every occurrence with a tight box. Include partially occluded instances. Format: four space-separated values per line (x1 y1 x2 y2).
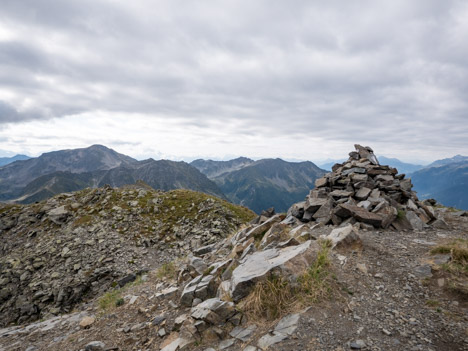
288 144 436 230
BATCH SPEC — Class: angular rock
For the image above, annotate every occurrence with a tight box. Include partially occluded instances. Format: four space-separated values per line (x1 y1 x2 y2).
375 203 397 229
84 341 106 351
194 244 215 256
48 206 70 225
312 198 335 223
406 211 424 230
355 187 371 201
342 167 366 176
354 144 379 165
118 273 136 287
257 313 300 350
314 177 328 188
432 218 449 229
230 324 257 342
191 298 235 325
180 274 217 306
304 197 328 214
230 241 317 302
234 214 283 244
287 202 305 220
79 316 95 329
326 224 361 248
330 190 354 198
189 257 208 276
334 204 383 227
259 223 289 249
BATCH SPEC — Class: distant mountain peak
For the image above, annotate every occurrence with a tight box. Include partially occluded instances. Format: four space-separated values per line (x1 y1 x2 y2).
427 154 468 168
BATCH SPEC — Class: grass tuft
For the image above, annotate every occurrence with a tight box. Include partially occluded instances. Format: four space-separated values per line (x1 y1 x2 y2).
242 240 333 319
156 261 177 280
396 208 406 220
98 289 122 310
431 238 468 273
430 238 468 296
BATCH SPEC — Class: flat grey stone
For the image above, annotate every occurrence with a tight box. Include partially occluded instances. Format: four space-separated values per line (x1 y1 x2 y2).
414 265 432 278
257 313 300 350
274 313 300 335
257 333 287 350
219 338 236 349
230 241 316 302
84 341 106 351
350 339 366 349
230 324 257 342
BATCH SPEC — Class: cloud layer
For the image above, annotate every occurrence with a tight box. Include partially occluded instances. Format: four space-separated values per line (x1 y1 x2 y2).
0 0 467 162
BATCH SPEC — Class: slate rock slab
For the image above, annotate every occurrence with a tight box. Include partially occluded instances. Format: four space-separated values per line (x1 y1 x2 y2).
230 241 317 302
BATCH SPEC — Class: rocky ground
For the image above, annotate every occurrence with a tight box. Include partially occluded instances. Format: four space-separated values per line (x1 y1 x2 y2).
0 184 255 327
1 207 466 351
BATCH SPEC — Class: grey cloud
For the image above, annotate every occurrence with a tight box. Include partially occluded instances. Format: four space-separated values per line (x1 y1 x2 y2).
0 0 467 156
0 101 20 123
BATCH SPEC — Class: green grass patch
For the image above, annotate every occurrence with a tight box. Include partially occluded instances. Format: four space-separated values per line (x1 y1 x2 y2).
98 289 122 310
149 189 255 239
156 261 177 280
98 275 146 311
426 299 440 307
73 215 93 227
397 208 406 220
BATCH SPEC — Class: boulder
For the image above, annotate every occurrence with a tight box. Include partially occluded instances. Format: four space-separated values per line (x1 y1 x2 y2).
326 224 361 248
48 206 70 224
79 316 95 329
334 204 383 227
315 177 328 188
312 198 335 223
355 187 371 201
229 240 318 301
259 223 290 249
304 198 328 214
84 341 106 351
180 274 217 306
406 211 424 230
191 298 235 325
374 203 397 229
257 313 300 350
232 214 283 245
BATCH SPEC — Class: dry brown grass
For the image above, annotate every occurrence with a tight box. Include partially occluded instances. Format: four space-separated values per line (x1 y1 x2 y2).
242 240 333 320
155 261 177 280
431 238 468 296
431 238 468 273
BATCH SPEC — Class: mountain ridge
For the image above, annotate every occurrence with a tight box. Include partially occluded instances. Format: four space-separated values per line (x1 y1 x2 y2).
0 145 225 203
210 158 326 213
0 154 32 167
411 160 468 210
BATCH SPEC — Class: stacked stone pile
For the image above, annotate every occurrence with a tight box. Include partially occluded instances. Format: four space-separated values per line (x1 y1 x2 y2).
288 144 437 230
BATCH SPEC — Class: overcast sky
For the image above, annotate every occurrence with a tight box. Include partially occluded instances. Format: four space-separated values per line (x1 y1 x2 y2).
0 0 467 163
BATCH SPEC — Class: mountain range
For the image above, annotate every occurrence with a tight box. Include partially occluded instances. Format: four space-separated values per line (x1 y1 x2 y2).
412 161 468 210
192 158 326 213
0 145 225 204
1 145 467 211
0 146 326 213
0 154 31 166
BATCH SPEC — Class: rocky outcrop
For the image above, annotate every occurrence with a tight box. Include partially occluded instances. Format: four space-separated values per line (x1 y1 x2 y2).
287 144 438 230
0 185 255 327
